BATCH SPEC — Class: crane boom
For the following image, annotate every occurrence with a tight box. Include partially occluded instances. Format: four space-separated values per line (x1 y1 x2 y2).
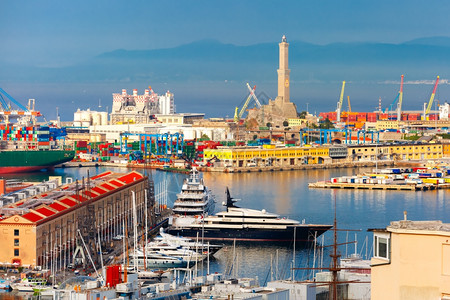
397 74 404 120
247 83 262 108
234 83 258 123
0 87 28 111
336 81 346 122
347 96 351 112
425 76 439 115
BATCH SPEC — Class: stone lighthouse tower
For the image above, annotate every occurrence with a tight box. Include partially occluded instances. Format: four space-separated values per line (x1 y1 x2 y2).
278 35 290 103
273 35 297 118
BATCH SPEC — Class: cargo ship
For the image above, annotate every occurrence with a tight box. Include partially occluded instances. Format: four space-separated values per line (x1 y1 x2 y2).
0 124 75 174
168 188 332 243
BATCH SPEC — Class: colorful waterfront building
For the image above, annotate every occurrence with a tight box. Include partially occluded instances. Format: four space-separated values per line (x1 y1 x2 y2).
348 143 443 161
371 217 450 299
0 171 152 269
204 146 330 167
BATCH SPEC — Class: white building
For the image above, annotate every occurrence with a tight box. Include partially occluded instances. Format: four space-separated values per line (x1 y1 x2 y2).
159 91 175 115
73 109 108 127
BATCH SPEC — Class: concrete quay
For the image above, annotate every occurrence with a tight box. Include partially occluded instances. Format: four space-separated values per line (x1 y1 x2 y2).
201 161 395 173
308 181 450 191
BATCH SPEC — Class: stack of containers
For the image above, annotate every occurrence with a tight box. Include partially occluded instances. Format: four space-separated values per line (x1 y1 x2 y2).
98 142 115 161
75 140 88 154
367 113 377 122
36 126 51 150
0 125 38 144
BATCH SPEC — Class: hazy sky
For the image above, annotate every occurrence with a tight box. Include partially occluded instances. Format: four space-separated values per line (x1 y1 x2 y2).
1 0 449 66
1 0 450 120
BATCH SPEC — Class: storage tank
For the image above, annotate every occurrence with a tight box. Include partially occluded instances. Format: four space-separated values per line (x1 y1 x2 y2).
80 110 91 123
73 109 83 126
100 112 108 125
92 112 101 126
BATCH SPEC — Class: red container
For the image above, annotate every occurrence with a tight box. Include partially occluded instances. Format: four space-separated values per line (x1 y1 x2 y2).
319 112 329 120
428 114 438 120
106 265 122 288
379 113 388 120
408 114 418 121
77 141 88 148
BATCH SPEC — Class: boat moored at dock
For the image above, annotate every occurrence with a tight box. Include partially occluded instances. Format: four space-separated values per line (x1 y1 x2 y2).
168 188 332 243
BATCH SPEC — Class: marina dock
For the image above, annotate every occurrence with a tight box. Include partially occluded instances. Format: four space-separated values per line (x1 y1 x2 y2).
309 181 450 191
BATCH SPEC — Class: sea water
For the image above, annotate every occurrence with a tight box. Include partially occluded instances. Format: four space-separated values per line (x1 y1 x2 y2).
1 166 448 290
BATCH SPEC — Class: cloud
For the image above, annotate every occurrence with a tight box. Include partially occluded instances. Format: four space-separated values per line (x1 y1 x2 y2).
378 79 448 85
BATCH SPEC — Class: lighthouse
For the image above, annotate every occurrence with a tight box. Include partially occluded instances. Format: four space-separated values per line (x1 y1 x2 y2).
278 35 290 103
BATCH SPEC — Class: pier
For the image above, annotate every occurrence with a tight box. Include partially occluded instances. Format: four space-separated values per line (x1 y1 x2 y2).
309 181 450 191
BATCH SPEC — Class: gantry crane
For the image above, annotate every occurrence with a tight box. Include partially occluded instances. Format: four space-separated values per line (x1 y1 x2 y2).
423 76 440 120
336 81 346 122
347 96 351 112
0 87 42 124
234 83 262 123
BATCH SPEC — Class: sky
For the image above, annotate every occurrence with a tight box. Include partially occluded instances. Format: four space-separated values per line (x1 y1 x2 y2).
1 0 450 120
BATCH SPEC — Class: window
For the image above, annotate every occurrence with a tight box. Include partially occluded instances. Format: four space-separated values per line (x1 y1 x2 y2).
14 229 19 236
374 233 390 260
14 239 19 246
14 249 19 256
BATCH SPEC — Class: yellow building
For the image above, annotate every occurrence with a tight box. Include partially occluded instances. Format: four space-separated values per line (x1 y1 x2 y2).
204 146 330 167
348 143 443 161
371 218 450 299
375 120 401 131
443 142 450 157
0 171 150 269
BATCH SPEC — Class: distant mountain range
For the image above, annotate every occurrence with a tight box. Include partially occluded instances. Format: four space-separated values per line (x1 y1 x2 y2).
3 36 450 83
1 37 450 119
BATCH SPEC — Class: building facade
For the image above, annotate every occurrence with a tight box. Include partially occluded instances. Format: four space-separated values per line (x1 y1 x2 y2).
371 218 450 299
110 88 175 125
348 143 443 161
204 146 330 167
0 171 153 269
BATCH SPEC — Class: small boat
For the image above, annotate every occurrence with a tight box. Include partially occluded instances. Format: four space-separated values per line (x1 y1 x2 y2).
0 279 11 290
10 277 47 292
129 249 195 269
155 228 223 255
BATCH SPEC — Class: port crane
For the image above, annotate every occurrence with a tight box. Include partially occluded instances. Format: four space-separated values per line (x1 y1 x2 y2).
233 83 262 123
384 75 404 120
423 76 440 120
0 87 42 124
336 81 346 122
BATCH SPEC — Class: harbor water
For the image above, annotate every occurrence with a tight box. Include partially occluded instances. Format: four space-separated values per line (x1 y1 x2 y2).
1 165 448 296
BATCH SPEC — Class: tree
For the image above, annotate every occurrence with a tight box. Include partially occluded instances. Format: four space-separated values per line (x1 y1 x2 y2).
283 120 289 127
319 118 335 129
200 134 210 141
298 111 307 119
266 122 272 128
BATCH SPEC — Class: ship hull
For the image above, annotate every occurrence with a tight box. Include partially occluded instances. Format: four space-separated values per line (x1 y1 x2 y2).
167 225 332 243
0 150 75 174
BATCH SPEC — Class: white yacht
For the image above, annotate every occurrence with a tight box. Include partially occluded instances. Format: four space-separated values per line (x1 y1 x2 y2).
129 249 195 269
155 228 223 255
169 187 332 243
172 168 215 216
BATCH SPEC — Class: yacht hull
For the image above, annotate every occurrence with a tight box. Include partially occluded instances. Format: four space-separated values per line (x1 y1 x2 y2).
167 225 332 243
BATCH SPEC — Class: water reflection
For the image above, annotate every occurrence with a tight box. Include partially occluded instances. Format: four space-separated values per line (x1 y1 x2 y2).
2 166 450 294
